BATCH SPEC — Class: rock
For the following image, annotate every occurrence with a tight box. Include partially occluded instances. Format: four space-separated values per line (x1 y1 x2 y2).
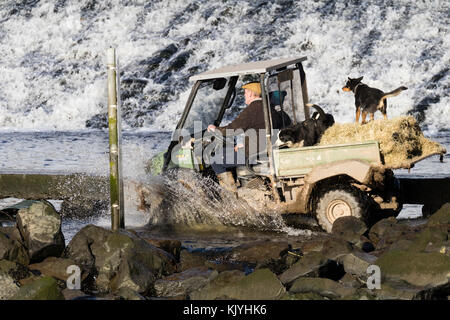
337 251 377 280
375 249 450 287
179 249 208 271
258 248 302 275
0 272 20 300
204 260 247 273
115 287 146 300
0 260 28 300
289 277 357 299
189 270 245 300
16 201 65 263
296 238 325 254
414 282 450 300
410 225 448 252
61 288 91 300
281 292 327 300
368 217 417 250
0 259 31 281
29 257 81 282
93 229 176 294
320 237 354 260
0 231 29 265
63 224 111 275
227 240 290 265
0 226 24 243
427 202 450 227
10 276 64 300
339 273 363 289
279 251 328 284
332 216 367 243
65 225 176 294
388 239 416 252
338 288 378 300
376 280 423 300
143 238 182 261
154 267 218 298
190 269 285 300
424 240 450 257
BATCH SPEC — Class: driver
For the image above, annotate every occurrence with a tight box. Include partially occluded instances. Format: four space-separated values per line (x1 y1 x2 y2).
207 81 284 194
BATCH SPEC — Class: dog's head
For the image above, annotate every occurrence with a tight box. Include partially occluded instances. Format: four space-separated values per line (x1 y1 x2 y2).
342 76 363 92
275 124 305 148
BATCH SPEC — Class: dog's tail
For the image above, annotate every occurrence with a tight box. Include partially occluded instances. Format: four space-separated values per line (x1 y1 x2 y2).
306 103 326 120
381 86 408 100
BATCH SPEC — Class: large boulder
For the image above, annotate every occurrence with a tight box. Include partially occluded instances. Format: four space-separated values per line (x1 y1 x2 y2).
0 231 29 266
190 268 286 300
375 249 450 287
337 251 377 280
94 230 176 294
289 277 357 299
154 267 218 298
375 280 423 300
65 226 176 294
16 201 65 262
0 260 31 282
178 249 208 271
279 251 328 284
368 217 419 251
427 202 450 227
332 216 368 244
63 224 111 276
410 224 448 252
0 272 20 300
0 259 30 300
320 237 354 260
10 276 64 300
227 240 290 265
142 238 182 262
28 257 82 282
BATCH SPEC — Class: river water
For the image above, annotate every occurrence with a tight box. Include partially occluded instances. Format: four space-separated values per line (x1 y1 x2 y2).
0 0 448 245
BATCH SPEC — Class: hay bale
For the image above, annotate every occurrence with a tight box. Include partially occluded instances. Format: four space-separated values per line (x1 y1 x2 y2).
318 116 446 168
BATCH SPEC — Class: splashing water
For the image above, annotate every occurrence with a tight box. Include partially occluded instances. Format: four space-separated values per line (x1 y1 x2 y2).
139 169 294 232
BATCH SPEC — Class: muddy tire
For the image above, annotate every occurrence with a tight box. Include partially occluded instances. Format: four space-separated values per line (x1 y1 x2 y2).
315 185 369 233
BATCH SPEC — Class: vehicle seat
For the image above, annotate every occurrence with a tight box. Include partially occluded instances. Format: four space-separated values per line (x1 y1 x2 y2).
269 90 292 128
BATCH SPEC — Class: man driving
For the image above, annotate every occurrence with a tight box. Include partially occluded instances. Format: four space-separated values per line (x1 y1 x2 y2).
207 81 284 194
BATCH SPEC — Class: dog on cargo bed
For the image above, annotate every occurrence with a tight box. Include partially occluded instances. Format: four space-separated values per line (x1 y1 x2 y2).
342 76 407 124
275 104 335 148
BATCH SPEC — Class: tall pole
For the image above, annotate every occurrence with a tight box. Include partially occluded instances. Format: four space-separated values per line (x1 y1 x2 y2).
107 48 125 231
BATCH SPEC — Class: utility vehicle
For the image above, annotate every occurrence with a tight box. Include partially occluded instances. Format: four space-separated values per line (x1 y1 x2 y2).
147 57 446 232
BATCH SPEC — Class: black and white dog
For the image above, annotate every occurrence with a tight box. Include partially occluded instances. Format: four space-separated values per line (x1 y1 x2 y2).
275 104 334 148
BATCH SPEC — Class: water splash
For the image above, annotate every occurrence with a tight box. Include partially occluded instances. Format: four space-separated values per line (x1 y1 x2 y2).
139 169 291 232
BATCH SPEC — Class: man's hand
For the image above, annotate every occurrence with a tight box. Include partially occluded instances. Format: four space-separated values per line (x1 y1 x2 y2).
234 143 244 152
207 124 216 132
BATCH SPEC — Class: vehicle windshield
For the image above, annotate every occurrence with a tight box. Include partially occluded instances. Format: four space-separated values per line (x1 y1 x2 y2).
182 78 230 133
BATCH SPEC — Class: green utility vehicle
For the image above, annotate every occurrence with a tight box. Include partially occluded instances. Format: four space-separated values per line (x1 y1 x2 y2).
147 57 435 232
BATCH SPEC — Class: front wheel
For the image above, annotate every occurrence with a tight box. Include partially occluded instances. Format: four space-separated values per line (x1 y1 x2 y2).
315 185 369 233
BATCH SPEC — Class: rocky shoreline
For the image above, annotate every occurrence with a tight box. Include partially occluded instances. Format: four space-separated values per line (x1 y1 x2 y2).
0 200 449 300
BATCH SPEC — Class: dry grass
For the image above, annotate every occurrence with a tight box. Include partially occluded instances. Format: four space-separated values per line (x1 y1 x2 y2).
318 116 446 167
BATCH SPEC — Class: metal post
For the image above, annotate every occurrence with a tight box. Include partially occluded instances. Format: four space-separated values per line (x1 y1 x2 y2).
107 48 125 231
260 73 280 203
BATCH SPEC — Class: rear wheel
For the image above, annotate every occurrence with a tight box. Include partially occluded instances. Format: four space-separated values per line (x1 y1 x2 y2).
315 185 369 233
